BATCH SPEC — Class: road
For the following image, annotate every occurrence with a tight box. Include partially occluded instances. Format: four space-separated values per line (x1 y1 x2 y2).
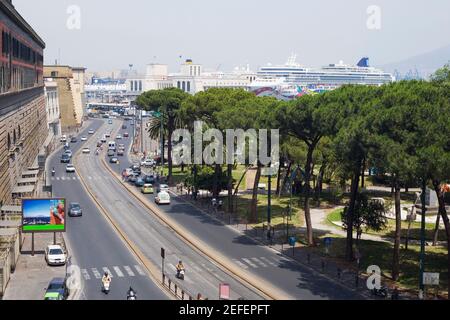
47 119 168 300
74 118 263 300
103 118 364 300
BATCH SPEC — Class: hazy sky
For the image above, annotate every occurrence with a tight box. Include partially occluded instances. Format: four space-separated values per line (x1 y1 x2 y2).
12 0 450 73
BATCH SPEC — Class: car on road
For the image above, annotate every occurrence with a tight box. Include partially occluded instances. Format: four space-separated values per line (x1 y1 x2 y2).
155 191 171 205
122 168 133 177
60 154 71 163
141 159 154 167
82 147 90 154
144 175 155 184
44 278 69 300
141 183 154 194
45 245 67 266
107 150 115 157
108 120 113 124
60 135 67 143
117 149 124 156
81 136 87 141
66 164 75 173
123 132 129 138
63 143 70 151
101 136 107 143
110 157 119 164
127 173 138 183
159 184 170 192
116 134 122 140
68 202 82 217
131 165 141 175
70 137 77 143
122 124 127 129
105 133 111 138
97 141 103 148
135 178 145 187
64 150 73 158
88 129 95 134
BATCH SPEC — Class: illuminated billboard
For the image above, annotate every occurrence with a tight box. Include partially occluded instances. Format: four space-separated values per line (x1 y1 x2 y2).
22 198 66 233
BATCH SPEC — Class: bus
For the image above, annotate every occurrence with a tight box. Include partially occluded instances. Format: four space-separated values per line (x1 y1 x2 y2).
108 141 116 151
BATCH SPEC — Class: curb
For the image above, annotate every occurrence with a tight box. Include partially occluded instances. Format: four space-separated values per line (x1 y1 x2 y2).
100 157 292 300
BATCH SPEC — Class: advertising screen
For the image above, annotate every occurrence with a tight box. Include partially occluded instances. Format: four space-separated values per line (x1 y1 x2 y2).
22 198 66 233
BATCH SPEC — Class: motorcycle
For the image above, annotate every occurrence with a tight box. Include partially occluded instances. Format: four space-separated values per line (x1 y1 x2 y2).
176 269 185 280
102 280 111 294
51 169 55 177
127 288 137 300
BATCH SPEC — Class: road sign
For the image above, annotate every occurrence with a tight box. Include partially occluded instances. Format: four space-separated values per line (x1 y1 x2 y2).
288 236 296 247
423 272 440 286
219 283 230 300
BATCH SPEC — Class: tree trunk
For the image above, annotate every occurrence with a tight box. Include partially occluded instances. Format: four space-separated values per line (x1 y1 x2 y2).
227 164 233 213
234 166 250 196
432 214 441 246
279 162 292 197
250 163 262 223
392 180 402 281
346 168 361 261
303 147 315 246
315 163 326 207
167 117 174 183
433 181 450 298
361 160 366 189
275 162 283 196
212 164 221 198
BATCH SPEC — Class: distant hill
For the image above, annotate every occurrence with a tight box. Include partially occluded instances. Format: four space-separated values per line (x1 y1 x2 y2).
381 44 450 80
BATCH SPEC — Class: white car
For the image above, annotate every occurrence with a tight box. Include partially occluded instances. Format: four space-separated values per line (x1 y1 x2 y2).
82 148 90 154
88 129 95 134
159 184 169 192
155 191 171 205
66 164 75 173
141 159 155 167
116 135 122 140
81 136 87 141
45 245 67 266
60 135 67 143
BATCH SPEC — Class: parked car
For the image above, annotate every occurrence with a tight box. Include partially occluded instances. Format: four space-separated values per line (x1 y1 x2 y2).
66 164 75 173
110 157 119 164
107 150 115 157
144 175 155 184
44 278 69 300
128 174 138 184
82 148 90 154
155 191 171 205
131 165 141 175
60 154 71 163
141 184 154 194
45 245 67 266
68 202 82 217
122 168 133 177
141 159 154 167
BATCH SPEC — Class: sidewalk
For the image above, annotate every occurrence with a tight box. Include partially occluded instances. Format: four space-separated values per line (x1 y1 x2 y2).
2 233 66 300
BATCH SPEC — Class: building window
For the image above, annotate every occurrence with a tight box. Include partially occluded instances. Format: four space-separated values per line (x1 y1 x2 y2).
130 81 134 91
177 81 181 89
7 133 11 150
51 71 58 77
187 81 191 92
182 81 186 91
139 81 142 91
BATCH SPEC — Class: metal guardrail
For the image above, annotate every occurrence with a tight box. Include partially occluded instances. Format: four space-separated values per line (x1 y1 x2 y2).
162 273 208 301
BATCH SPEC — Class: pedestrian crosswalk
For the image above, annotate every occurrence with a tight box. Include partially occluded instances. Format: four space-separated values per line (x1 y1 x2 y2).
81 265 147 281
51 175 114 182
232 256 284 270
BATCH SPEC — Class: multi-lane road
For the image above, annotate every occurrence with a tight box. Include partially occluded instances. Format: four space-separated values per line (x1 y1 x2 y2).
48 117 364 300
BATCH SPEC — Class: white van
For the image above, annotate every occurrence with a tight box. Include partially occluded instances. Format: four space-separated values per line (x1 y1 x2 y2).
108 141 116 151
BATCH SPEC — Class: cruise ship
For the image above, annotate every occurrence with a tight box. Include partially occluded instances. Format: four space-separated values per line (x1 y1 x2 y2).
250 55 395 100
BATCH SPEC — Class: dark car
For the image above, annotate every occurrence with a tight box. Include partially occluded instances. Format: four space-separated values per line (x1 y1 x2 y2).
44 277 69 300
131 165 141 175
68 203 82 217
122 124 127 129
70 137 77 143
110 157 119 164
60 154 71 163
128 173 138 183
135 178 145 187
144 175 155 184
97 141 103 148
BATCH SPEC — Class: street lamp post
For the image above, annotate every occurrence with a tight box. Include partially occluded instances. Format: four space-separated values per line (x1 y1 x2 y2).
267 166 272 240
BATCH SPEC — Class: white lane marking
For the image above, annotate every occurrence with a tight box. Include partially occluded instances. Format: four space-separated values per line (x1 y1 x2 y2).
260 256 278 267
81 269 91 280
191 262 203 272
88 176 92 180
103 267 113 277
123 266 135 277
134 265 146 276
251 257 267 268
56 177 60 180
242 258 258 268
61 177 65 181
232 259 249 270
72 177 76 180
92 268 101 279
113 266 124 277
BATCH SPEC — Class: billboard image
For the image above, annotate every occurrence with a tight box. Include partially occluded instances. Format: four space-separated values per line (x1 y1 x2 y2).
22 199 66 232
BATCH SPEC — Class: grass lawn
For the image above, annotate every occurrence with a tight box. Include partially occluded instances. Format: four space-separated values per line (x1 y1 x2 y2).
326 209 447 241
308 235 448 295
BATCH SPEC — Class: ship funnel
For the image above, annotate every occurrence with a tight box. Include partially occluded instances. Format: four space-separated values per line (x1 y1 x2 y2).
357 57 370 67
